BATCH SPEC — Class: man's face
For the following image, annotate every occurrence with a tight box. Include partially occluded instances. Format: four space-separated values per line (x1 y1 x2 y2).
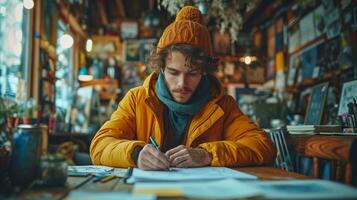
163 51 203 104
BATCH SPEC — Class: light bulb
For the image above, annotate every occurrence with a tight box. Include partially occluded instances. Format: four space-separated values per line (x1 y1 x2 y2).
78 75 93 82
59 33 74 49
244 56 252 65
23 0 34 9
86 39 93 52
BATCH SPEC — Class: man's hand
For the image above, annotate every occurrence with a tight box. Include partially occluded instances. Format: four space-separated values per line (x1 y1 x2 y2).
165 145 212 168
137 144 170 170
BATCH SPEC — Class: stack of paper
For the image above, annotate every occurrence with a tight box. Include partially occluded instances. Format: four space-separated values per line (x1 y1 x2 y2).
287 125 342 135
126 167 257 183
67 165 127 177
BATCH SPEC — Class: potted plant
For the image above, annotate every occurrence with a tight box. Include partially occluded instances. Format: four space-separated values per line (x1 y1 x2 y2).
0 97 18 175
19 98 38 124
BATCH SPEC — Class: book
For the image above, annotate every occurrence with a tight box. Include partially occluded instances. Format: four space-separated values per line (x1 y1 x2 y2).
287 125 342 135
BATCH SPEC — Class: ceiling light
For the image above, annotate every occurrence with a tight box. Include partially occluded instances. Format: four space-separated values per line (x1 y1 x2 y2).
86 38 93 52
59 33 74 49
23 0 34 10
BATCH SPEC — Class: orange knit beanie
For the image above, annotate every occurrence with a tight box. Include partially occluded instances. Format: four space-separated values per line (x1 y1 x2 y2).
157 6 213 56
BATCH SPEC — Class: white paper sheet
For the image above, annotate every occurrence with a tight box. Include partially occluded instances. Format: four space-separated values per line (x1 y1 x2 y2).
134 178 261 199
127 167 257 183
248 179 357 199
67 165 127 177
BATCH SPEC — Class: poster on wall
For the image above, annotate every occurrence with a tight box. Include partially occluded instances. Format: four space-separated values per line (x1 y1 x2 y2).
323 0 341 39
287 53 301 86
296 39 324 82
300 12 316 45
338 80 357 116
288 24 300 53
266 58 275 81
314 5 326 37
139 39 157 63
125 40 141 62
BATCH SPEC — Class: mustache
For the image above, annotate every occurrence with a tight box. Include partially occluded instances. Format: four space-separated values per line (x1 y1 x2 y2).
172 87 193 93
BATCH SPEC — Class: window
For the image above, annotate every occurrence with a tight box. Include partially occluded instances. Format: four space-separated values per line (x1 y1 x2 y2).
0 0 28 101
55 20 73 116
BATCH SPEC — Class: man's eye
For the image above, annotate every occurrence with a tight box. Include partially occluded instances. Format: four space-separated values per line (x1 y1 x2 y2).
189 71 199 76
169 71 179 75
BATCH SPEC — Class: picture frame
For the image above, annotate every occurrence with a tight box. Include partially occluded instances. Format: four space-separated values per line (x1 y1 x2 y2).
213 31 231 55
139 38 157 63
125 40 141 62
304 82 329 125
287 53 302 86
338 80 357 115
120 20 139 39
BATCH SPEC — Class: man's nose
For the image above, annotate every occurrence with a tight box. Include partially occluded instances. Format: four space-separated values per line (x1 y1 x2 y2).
177 74 188 87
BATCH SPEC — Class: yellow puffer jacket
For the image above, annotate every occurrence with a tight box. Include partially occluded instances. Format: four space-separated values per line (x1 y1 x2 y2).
90 72 276 167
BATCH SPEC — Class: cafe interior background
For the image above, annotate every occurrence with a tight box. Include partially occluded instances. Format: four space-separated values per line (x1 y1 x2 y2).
0 0 357 192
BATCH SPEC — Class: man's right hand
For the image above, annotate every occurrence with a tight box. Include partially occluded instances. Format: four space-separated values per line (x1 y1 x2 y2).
137 144 170 170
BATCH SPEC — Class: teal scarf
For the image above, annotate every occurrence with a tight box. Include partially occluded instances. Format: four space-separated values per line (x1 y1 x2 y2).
156 73 211 144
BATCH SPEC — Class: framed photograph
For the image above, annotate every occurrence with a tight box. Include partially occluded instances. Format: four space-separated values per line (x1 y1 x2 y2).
120 20 139 39
304 82 329 125
139 39 157 63
213 31 231 55
287 53 302 86
338 80 357 115
125 40 141 62
266 58 275 81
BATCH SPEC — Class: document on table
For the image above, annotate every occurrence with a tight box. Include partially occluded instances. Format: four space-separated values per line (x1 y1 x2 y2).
126 166 257 183
247 179 357 199
134 178 262 199
67 165 127 177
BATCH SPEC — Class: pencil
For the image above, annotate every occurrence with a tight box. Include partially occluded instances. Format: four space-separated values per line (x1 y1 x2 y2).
100 175 116 183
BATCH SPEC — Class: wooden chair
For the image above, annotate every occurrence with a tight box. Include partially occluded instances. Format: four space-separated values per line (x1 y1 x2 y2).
302 136 357 185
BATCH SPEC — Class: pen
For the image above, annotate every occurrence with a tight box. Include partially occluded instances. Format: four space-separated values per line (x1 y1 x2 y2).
149 136 171 171
149 136 160 151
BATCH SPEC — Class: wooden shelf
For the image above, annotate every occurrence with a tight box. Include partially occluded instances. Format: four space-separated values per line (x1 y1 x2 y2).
285 67 351 93
79 79 118 87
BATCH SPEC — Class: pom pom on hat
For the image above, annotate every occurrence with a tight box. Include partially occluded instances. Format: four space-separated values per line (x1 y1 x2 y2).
157 6 212 56
175 6 203 24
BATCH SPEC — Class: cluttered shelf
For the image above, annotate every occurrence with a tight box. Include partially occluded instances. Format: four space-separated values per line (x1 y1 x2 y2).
285 67 351 93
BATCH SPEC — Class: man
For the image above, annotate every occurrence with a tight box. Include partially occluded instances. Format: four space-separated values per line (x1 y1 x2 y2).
90 6 276 170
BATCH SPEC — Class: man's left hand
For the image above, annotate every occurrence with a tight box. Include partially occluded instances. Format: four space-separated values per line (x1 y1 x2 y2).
165 145 212 168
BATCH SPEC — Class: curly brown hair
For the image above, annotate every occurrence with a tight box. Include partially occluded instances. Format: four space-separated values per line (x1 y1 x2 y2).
147 44 218 75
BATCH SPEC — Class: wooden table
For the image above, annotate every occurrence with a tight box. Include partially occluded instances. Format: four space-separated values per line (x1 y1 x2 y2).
9 166 311 200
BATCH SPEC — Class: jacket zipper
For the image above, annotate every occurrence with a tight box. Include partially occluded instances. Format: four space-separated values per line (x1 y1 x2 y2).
189 104 222 143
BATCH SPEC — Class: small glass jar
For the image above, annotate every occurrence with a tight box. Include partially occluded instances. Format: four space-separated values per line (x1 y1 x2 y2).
39 154 67 187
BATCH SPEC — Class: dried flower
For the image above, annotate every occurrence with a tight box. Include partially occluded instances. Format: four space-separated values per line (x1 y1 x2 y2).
158 0 257 43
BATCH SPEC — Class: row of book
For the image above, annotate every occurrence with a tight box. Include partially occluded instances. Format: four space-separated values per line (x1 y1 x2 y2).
286 125 357 135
